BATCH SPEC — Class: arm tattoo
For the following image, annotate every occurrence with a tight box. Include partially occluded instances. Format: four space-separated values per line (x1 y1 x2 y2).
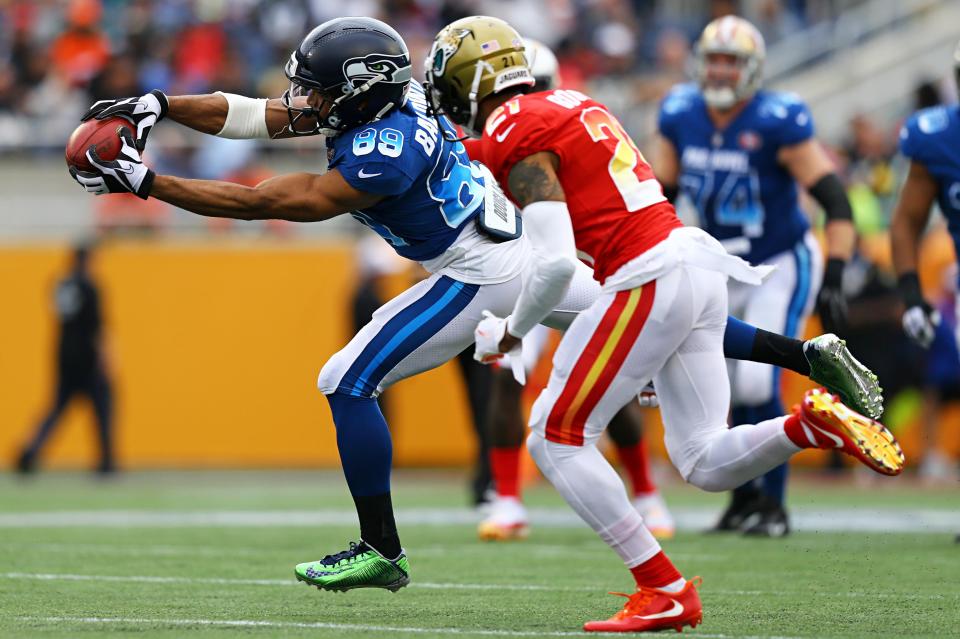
507 155 565 208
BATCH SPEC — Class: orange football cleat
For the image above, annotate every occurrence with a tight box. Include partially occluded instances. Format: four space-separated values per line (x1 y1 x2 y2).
583 577 703 633
797 388 904 476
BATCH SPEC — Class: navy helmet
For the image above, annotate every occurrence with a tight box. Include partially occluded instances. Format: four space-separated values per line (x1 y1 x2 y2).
282 17 412 136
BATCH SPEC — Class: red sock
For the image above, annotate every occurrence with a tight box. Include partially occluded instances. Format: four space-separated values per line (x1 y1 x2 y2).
616 440 657 497
783 413 818 449
490 446 522 498
629 551 682 589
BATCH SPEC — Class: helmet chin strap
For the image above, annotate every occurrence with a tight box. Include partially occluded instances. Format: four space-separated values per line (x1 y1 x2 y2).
463 59 495 138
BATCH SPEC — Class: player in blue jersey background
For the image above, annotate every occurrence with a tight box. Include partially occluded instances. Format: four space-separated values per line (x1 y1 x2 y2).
892 43 960 545
892 43 960 353
655 15 857 537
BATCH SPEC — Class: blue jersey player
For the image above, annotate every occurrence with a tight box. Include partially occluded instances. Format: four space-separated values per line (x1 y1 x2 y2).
69 16 544 591
891 42 960 545
656 16 857 537
893 45 960 352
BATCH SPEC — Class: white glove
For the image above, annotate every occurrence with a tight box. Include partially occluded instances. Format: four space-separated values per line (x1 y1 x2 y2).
902 305 940 349
474 310 525 385
82 89 168 152
69 128 155 199
638 382 659 408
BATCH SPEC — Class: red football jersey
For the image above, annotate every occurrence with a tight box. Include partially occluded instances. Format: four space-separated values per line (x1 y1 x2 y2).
475 89 683 283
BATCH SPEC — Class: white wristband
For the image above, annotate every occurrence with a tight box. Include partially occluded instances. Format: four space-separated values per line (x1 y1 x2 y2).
215 92 269 139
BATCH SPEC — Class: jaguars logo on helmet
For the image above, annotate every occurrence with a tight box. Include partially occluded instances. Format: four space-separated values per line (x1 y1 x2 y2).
424 16 533 138
282 17 412 136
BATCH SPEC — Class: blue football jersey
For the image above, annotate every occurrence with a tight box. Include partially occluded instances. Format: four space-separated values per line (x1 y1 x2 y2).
328 81 485 262
658 83 813 265
899 104 960 259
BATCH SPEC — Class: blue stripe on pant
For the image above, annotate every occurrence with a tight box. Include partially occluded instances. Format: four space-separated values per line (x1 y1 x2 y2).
336 275 480 398
329 275 480 498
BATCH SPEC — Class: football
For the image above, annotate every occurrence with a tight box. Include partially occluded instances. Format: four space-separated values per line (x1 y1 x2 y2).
65 117 135 172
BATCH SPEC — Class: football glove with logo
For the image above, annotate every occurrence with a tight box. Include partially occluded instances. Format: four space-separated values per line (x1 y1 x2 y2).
69 128 155 199
898 272 940 348
82 89 168 152
474 310 525 385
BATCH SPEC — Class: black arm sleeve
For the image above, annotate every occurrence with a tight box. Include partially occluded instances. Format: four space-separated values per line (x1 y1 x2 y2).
808 173 852 222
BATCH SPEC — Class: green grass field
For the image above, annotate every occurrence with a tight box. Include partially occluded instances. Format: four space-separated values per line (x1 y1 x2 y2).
1 469 958 638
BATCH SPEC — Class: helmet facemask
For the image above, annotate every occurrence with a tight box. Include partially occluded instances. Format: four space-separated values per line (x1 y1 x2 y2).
282 31 412 137
696 51 761 110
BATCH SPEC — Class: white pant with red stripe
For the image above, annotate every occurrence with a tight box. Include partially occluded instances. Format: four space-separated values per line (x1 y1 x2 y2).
528 228 797 482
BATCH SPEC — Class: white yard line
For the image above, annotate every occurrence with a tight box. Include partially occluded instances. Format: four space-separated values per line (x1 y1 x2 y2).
0 507 958 532
2 572 955 600
12 615 803 639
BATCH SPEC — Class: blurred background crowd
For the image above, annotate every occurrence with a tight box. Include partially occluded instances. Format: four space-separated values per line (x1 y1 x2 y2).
1 0 959 482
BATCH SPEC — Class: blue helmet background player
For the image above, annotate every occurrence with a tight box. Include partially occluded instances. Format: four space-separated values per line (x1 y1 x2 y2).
655 15 857 537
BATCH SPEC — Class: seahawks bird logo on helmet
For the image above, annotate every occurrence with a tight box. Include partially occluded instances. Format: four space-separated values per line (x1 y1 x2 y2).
343 53 412 89
282 17 412 136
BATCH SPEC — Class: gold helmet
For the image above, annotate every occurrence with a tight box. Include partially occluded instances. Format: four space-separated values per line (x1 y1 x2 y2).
424 16 534 136
694 15 766 110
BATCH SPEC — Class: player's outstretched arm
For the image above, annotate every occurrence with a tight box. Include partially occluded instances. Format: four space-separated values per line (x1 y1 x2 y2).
891 160 940 347
151 169 382 222
69 128 381 221
82 91 312 150
165 94 315 139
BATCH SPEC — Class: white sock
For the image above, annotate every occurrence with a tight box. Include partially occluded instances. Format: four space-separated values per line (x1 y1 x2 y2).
658 577 686 593
686 415 799 492
527 432 661 566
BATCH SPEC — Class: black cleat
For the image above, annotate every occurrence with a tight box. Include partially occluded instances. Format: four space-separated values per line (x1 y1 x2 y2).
741 497 790 538
710 489 763 532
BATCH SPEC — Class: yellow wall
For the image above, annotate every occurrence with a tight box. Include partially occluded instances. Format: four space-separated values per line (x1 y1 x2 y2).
0 241 476 469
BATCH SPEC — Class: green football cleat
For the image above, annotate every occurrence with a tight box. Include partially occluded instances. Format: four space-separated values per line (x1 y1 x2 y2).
295 541 410 592
804 333 883 420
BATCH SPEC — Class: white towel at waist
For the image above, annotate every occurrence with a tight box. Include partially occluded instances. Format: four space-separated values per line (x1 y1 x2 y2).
601 226 776 294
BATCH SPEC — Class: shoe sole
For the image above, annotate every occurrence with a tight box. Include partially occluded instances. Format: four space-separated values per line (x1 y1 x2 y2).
583 610 703 633
295 572 410 593
478 522 530 542
808 336 883 420
802 389 904 476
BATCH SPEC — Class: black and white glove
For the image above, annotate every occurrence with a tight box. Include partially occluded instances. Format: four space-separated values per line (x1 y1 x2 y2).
898 271 940 348
816 257 848 334
82 89 168 152
69 128 155 199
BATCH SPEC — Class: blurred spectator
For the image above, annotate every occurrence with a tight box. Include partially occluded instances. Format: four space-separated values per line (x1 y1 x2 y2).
50 0 110 87
16 243 116 475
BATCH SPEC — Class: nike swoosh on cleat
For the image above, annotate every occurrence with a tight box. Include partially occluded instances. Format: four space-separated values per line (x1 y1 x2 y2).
358 168 382 178
636 599 683 620
805 420 845 449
